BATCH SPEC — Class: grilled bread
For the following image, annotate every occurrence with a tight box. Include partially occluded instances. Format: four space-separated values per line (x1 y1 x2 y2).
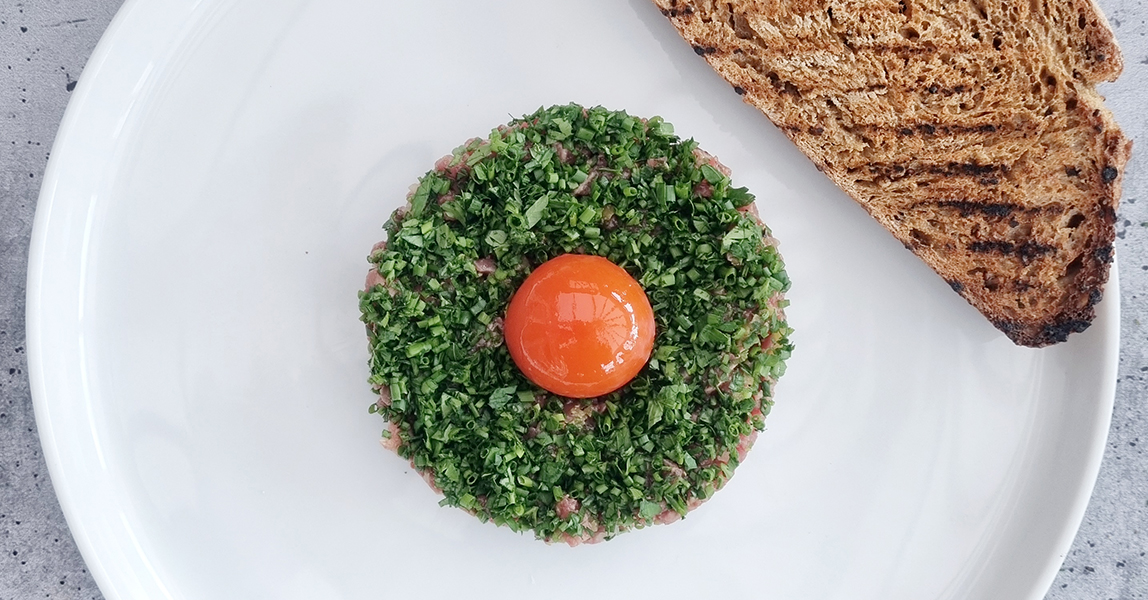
654 0 1131 346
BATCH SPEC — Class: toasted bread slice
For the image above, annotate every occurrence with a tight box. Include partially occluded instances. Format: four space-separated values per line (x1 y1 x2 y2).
655 0 1131 346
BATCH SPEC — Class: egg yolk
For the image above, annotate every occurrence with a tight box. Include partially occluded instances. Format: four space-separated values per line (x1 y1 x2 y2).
504 254 656 399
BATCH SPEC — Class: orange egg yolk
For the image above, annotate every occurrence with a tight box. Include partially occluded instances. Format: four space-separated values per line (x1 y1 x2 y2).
504 254 656 399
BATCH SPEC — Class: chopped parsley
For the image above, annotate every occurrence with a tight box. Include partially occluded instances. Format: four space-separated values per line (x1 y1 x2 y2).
359 104 793 542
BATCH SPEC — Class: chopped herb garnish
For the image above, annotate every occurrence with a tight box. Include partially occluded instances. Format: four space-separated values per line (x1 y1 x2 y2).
524 194 550 229
359 104 793 543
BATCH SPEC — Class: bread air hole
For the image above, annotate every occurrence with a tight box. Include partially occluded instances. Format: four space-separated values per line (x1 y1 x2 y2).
1057 258 1084 288
966 267 1000 291
732 52 765 73
732 12 760 42
969 0 989 20
1066 212 1085 228
1065 253 1085 278
898 0 914 19
901 27 920 41
986 272 1002 291
1008 222 1033 240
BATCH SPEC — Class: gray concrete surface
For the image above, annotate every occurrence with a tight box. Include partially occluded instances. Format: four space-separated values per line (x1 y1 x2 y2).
2 2 122 598
0 0 1145 598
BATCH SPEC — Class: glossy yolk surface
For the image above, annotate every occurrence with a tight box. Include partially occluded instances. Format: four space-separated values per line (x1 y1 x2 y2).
504 254 656 399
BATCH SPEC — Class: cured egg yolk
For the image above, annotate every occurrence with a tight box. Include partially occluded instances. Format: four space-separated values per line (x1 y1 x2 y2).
505 254 656 399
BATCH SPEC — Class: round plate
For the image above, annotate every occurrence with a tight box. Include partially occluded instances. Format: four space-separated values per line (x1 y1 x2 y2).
27 0 1118 598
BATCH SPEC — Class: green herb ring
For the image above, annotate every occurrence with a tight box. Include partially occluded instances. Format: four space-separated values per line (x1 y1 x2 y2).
359 104 792 544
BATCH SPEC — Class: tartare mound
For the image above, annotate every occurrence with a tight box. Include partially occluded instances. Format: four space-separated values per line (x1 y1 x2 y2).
359 104 793 544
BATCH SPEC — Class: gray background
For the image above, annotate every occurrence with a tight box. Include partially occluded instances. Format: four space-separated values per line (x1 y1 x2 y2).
1 0 1145 598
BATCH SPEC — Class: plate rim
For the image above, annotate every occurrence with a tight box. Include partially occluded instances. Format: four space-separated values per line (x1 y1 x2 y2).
27 0 158 596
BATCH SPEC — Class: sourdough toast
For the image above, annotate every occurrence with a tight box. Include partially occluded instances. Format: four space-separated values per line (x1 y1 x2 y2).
655 0 1131 346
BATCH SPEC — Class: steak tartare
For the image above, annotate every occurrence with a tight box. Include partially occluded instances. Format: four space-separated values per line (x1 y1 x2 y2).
359 104 792 544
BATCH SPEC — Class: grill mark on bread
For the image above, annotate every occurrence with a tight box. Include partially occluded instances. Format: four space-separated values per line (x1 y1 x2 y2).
852 161 1008 186
927 200 1062 218
855 122 1011 137
967 239 1056 264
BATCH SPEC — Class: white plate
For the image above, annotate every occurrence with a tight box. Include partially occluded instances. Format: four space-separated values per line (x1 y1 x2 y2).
27 0 1118 599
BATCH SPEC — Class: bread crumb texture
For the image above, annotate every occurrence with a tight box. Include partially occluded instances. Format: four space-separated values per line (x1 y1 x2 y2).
657 0 1132 346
